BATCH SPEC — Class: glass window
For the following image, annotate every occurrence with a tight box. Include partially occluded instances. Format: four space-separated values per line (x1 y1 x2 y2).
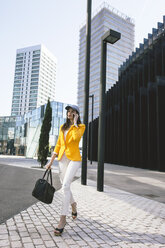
29 98 37 102
12 108 19 111
31 78 38 82
31 74 39 78
17 53 24 57
29 94 37 98
14 76 22 80
13 96 20 99
14 83 21 87
30 90 38 94
30 83 38 87
32 62 40 66
57 103 63 117
29 102 37 106
16 64 23 69
31 70 39 74
15 68 22 72
32 66 39 70
29 107 35 110
16 60 23 65
33 50 40 55
32 58 40 62
13 92 20 96
16 57 23 61
30 86 38 90
33 54 40 58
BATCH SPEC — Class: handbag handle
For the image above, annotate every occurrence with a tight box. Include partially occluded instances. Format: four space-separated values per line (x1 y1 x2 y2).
43 169 53 186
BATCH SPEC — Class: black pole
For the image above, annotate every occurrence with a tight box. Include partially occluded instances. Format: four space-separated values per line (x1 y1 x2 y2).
81 0 92 185
90 94 94 164
97 40 107 192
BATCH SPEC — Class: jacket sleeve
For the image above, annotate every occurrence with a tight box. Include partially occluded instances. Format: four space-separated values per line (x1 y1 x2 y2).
71 124 86 141
54 125 62 154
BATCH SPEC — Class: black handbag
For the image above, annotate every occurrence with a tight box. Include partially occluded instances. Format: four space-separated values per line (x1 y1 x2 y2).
32 168 55 204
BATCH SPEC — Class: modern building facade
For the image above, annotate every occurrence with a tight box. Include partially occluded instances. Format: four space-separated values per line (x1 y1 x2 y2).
11 44 57 116
1 101 67 157
0 116 16 155
77 2 134 119
88 16 165 172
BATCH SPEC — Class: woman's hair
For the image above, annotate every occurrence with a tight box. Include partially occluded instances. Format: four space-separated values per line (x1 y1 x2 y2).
61 110 81 131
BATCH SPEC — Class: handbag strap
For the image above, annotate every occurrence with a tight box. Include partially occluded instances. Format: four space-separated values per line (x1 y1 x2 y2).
43 169 53 186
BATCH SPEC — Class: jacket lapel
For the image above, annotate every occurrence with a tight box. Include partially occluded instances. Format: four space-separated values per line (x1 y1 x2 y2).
65 125 74 141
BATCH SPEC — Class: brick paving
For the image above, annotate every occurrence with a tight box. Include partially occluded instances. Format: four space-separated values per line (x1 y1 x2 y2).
0 178 165 248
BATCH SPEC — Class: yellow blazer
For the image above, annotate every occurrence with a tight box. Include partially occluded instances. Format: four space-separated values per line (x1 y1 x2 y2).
54 124 86 161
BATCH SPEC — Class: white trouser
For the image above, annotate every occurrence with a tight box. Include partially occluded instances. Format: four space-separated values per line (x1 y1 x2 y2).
58 153 81 215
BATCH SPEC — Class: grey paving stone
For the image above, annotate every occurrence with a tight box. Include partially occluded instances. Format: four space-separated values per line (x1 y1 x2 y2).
35 246 46 248
1 178 165 248
0 240 10 247
23 243 35 248
32 238 44 245
40 234 52 241
76 240 88 246
10 235 20 241
29 233 40 239
10 240 23 248
55 241 69 248
0 235 8 240
64 238 77 245
19 231 29 237
21 237 32 243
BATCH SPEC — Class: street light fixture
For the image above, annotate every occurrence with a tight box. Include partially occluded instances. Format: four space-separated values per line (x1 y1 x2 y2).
89 94 94 164
81 0 92 185
102 29 121 44
97 29 121 192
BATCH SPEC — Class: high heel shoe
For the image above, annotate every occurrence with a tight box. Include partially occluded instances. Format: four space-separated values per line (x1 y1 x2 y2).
54 218 66 236
54 227 65 236
72 211 77 219
72 202 77 220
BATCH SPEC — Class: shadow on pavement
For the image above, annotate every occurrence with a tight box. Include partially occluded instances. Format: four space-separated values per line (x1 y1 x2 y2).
0 164 61 224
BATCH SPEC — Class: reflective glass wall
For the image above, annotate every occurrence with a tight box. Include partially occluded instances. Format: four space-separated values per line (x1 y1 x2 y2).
0 116 16 154
0 101 68 156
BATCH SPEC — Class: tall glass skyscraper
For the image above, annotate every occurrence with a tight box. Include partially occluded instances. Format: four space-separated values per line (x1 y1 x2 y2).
11 44 57 116
77 3 135 119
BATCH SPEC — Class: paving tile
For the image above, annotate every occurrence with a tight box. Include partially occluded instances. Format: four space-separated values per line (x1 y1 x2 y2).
0 240 10 247
23 243 35 248
35 246 46 248
32 238 44 245
10 235 21 241
10 240 23 248
1 178 165 248
40 234 52 241
0 235 9 240
21 237 32 243
44 240 56 246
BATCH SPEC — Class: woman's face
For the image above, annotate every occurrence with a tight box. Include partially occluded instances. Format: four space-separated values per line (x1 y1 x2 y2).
67 108 76 120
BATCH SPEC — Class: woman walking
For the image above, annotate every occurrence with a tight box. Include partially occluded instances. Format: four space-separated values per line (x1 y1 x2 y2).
46 104 85 236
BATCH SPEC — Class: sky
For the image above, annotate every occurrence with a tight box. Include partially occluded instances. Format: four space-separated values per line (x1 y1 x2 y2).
0 0 164 116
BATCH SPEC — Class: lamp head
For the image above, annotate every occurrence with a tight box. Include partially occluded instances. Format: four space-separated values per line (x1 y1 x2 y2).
102 29 121 44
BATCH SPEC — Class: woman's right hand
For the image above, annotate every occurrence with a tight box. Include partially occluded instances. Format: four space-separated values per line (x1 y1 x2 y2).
45 153 57 170
45 162 52 170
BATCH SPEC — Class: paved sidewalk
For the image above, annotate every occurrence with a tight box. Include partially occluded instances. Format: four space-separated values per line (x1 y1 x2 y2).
0 179 165 248
1 155 165 204
0 155 59 174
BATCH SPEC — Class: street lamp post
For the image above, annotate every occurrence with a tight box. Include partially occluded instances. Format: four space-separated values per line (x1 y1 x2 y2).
89 94 94 164
97 29 121 192
81 0 92 185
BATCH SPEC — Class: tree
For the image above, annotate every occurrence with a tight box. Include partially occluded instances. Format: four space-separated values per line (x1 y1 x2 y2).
38 99 52 168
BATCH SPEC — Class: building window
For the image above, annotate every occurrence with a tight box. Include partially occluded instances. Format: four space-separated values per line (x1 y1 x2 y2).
33 50 40 55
